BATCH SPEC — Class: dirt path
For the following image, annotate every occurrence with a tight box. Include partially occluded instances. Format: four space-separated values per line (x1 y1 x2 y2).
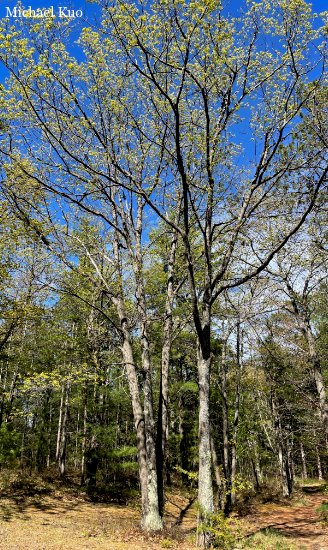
244 485 328 549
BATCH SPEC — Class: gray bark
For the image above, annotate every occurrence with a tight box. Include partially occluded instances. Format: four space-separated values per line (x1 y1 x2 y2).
20 421 25 472
231 323 242 506
253 442 263 485
110 206 162 531
316 446 323 480
210 426 224 511
111 190 164 527
196 347 214 547
47 403 52 470
279 450 291 497
272 398 292 497
81 389 87 485
0 352 9 428
75 411 79 469
314 431 323 481
56 384 64 463
157 214 179 515
221 336 231 513
300 442 307 480
133 198 162 529
59 379 70 476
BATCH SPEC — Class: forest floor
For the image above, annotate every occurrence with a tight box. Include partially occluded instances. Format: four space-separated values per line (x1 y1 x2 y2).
237 482 328 550
0 473 327 549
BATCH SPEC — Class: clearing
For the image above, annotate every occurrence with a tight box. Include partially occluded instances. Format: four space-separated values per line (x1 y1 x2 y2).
0 474 328 549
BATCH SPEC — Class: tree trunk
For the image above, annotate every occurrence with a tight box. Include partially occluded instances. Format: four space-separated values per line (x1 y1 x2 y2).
156 220 178 516
0 344 9 429
196 340 214 547
231 323 241 506
286 437 294 494
253 441 263 485
251 458 259 489
36 390 52 471
279 451 291 497
81 388 88 485
221 337 231 514
110 198 162 531
121 313 162 529
134 198 162 529
56 384 65 463
59 380 70 476
210 426 224 511
272 396 292 497
300 442 307 480
178 390 187 477
85 434 99 485
20 421 26 472
315 445 323 481
75 411 79 469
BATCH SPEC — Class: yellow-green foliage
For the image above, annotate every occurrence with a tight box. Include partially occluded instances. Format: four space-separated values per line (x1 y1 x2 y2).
196 507 242 549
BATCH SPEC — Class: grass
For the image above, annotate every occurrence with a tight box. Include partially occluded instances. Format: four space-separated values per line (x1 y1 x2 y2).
315 499 328 527
235 527 307 550
316 501 328 513
298 477 325 486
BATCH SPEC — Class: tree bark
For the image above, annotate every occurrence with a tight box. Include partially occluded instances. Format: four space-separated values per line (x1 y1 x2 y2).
221 336 232 514
316 446 323 480
120 308 162 530
196 346 214 547
59 380 70 476
272 398 292 497
300 442 307 480
133 198 162 529
74 411 79 469
210 426 224 511
253 441 263 485
156 217 179 516
231 323 242 506
85 434 99 485
81 387 88 485
111 198 162 531
0 342 9 429
56 384 65 463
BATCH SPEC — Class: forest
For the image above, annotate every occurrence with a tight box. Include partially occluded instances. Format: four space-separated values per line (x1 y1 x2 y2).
0 0 328 548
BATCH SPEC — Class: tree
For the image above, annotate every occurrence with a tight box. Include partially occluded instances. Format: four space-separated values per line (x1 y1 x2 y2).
1 0 328 542
264 214 328 442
